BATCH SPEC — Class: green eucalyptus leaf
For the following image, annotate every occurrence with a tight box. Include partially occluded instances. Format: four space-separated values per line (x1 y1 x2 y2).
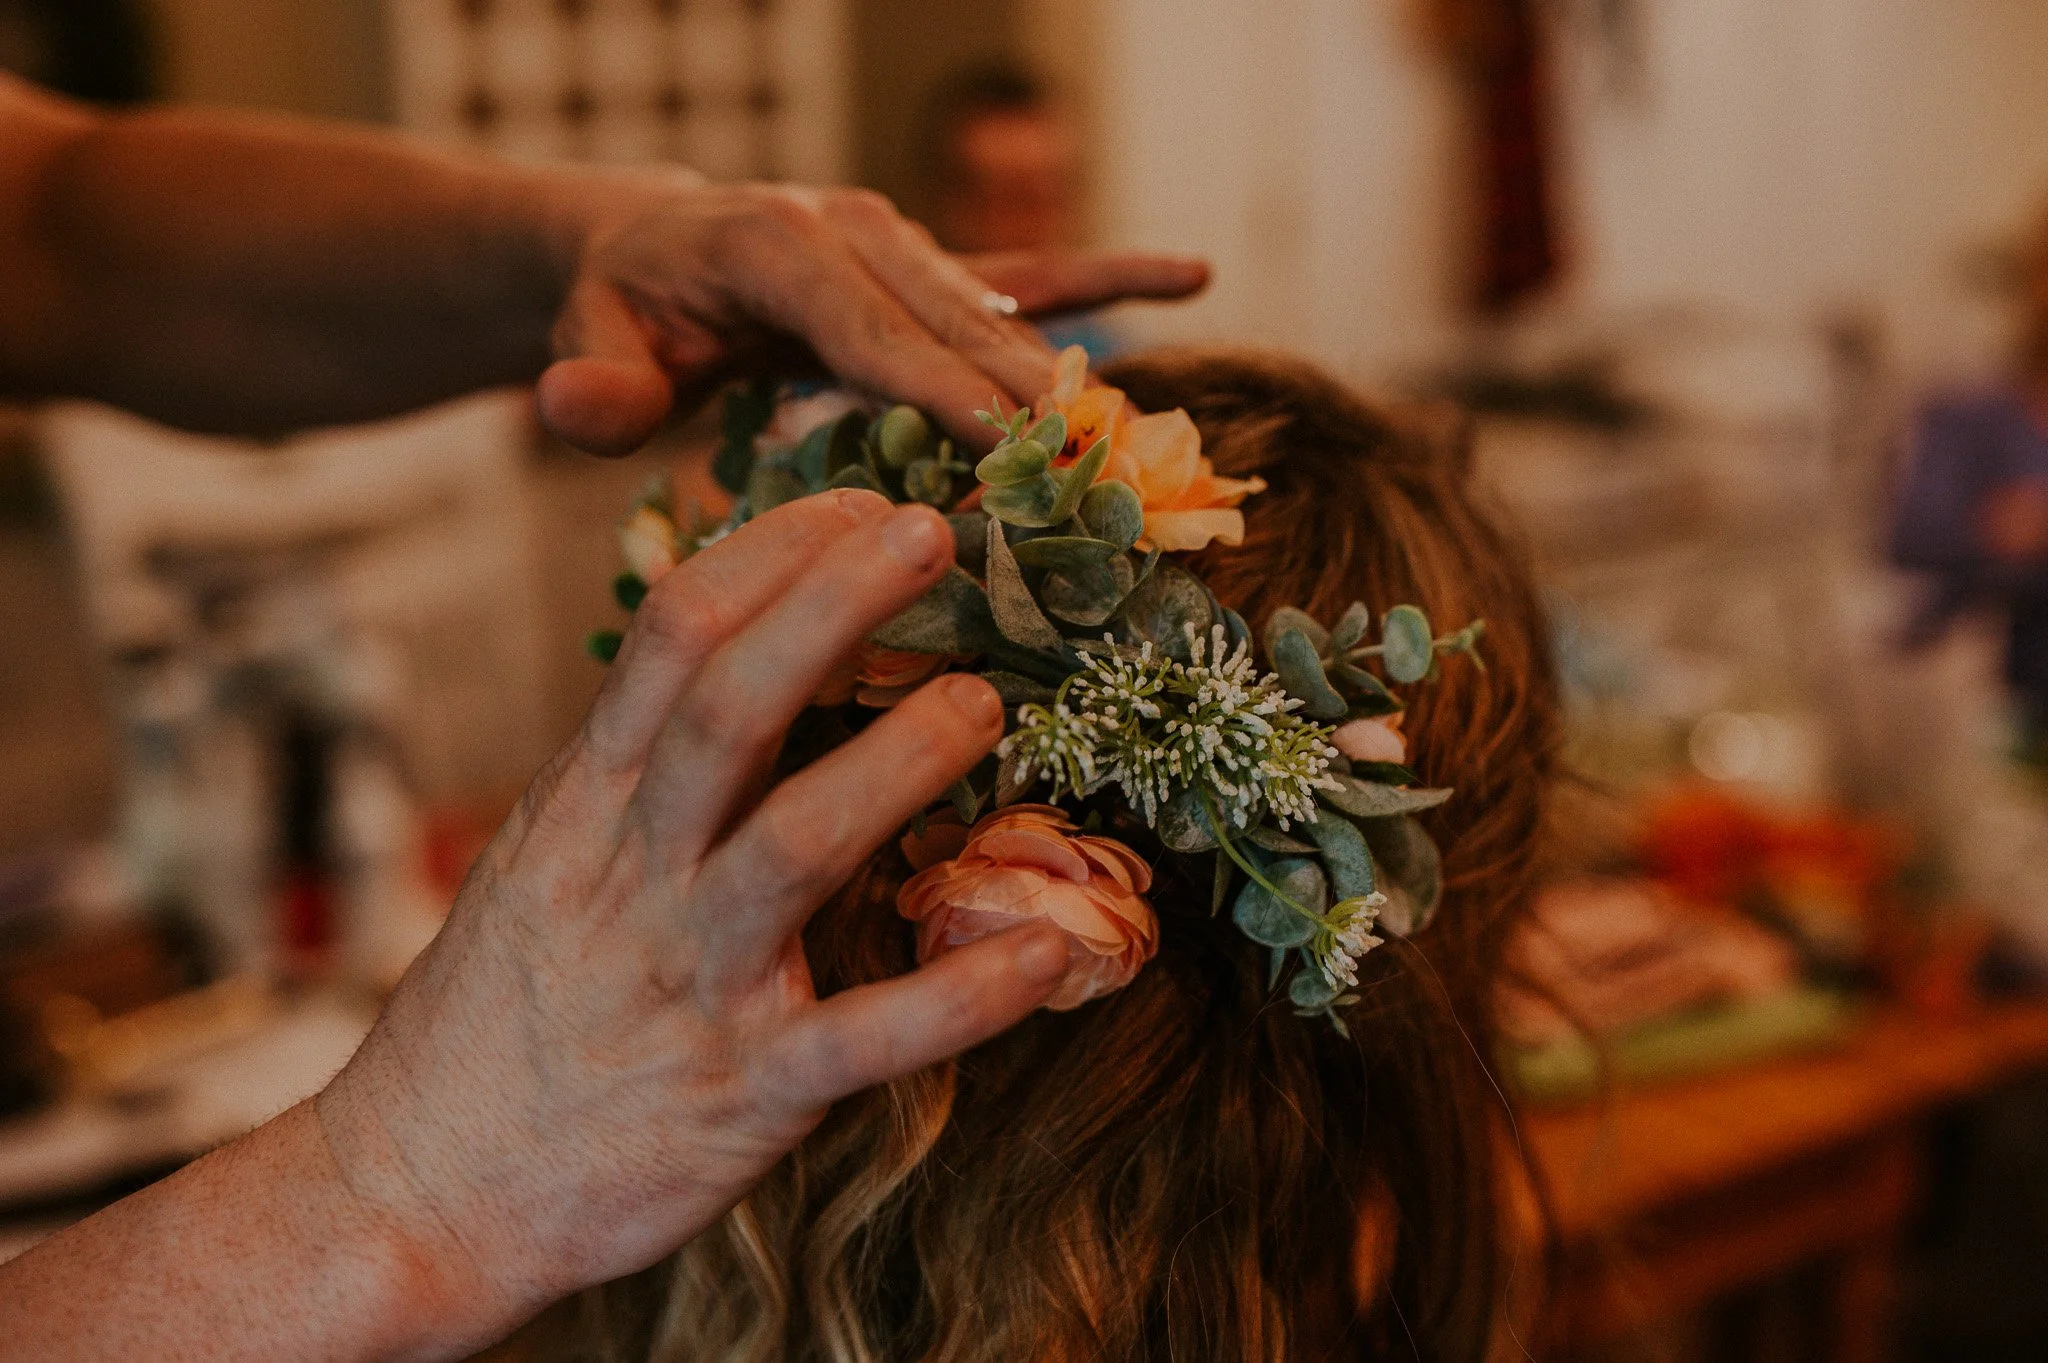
1352 761 1421 787
1041 555 1134 628
902 458 955 506
715 379 775 494
984 520 1064 651
746 465 808 516
983 670 1056 705
947 777 982 824
1362 815 1442 937
1381 604 1434 684
1120 559 1214 661
981 474 1061 528
1289 967 1340 1010
1332 661 1399 710
1318 777 1454 820
1272 628 1349 721
585 629 624 664
876 405 931 468
1264 606 1330 662
1232 858 1326 948
826 463 885 495
1245 825 1318 855
1157 786 1221 852
947 512 991 575
1304 812 1377 901
1047 436 1110 525
1332 601 1372 652
1222 606 1252 657
1079 479 1145 552
1268 946 1289 989
975 439 1051 487
613 573 647 612
1024 411 1067 452
868 565 1000 654
1010 535 1121 573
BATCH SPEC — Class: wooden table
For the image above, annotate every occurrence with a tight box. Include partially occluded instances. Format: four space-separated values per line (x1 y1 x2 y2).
1516 1003 2048 1360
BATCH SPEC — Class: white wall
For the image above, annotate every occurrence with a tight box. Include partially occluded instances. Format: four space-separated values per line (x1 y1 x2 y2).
1097 0 2048 388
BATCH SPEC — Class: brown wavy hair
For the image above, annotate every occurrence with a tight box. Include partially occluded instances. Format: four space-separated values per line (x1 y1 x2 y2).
580 348 1560 1363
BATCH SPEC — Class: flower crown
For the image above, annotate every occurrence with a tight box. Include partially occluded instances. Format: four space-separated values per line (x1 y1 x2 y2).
592 348 1483 1032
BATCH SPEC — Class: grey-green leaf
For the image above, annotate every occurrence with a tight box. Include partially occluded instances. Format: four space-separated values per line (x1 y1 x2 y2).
1272 628 1349 721
1079 479 1145 552
876 405 931 468
981 474 1061 528
902 458 954 506
1119 559 1214 661
975 439 1051 487
746 465 807 516
1010 535 1121 573
1264 606 1329 662
983 670 1056 705
1289 968 1340 1010
1024 411 1067 453
1318 777 1454 819
947 777 982 823
1232 858 1326 948
1381 604 1434 684
1041 554 1134 628
826 463 885 494
867 565 1000 654
984 520 1064 651
1157 786 1220 851
1362 815 1442 937
1305 812 1377 901
1332 601 1372 652
1245 825 1318 855
1046 436 1110 525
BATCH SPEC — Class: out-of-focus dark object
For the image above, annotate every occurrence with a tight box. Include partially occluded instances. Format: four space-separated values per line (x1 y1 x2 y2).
1431 351 1658 432
1891 204 2048 750
0 0 152 104
1424 0 1565 311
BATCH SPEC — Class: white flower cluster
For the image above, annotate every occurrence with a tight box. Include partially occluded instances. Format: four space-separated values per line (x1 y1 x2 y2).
1001 626 1342 829
1318 894 1387 992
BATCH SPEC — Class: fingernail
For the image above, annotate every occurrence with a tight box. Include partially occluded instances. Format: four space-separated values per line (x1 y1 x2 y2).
943 674 1002 727
881 506 947 569
1013 926 1068 984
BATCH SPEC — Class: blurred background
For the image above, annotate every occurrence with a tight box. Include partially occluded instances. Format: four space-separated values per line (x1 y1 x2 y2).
4 2 2048 1358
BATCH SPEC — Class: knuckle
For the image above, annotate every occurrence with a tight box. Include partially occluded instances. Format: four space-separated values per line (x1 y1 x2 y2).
827 187 898 231
746 799 837 899
636 582 724 664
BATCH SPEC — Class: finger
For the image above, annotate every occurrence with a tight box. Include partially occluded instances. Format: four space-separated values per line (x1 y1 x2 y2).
764 922 1069 1111
965 251 1212 317
537 279 677 456
583 490 892 778
633 502 957 857
725 206 1020 451
689 672 1003 972
821 191 1060 404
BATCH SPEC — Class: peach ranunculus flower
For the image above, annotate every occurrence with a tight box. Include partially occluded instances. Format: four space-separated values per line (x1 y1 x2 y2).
896 804 1159 1011
1038 345 1267 553
1331 713 1407 765
814 643 953 708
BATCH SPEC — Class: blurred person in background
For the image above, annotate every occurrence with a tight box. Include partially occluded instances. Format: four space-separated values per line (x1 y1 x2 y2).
918 61 1122 360
1893 204 2048 760
0 68 1209 1359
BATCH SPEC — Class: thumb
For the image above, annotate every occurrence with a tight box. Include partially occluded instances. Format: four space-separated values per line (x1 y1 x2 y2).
537 280 676 457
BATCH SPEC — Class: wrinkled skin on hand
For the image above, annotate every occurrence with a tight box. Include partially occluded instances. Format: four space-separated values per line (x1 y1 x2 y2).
537 181 1208 456
314 491 1070 1348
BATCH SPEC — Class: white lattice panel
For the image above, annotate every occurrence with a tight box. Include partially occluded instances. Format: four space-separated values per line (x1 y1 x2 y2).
386 0 849 181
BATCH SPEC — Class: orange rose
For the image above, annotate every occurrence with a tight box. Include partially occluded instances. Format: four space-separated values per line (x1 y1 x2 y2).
896 804 1159 1011
1038 346 1266 552
815 643 953 708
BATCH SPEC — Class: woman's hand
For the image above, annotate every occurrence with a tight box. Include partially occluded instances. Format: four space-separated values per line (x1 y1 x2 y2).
313 489 1069 1353
536 181 1208 456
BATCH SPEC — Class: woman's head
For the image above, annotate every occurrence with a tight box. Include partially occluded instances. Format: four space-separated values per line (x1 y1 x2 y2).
596 349 1559 1363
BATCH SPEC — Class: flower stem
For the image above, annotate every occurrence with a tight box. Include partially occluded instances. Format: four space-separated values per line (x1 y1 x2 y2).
1199 788 1323 927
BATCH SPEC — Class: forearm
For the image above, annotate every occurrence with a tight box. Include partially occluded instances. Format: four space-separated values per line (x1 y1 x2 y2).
0 1099 507 1363
6 91 686 434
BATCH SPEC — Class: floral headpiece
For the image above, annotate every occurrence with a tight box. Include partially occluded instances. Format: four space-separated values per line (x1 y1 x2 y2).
594 348 1483 1032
